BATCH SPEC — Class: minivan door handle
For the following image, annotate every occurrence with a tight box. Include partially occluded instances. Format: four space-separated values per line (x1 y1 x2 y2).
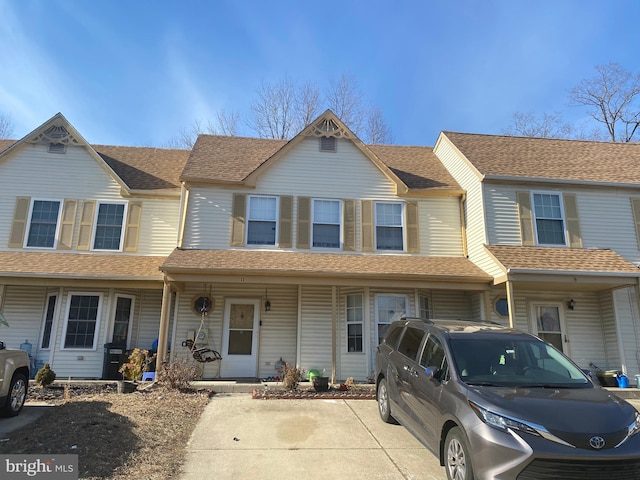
404 365 419 377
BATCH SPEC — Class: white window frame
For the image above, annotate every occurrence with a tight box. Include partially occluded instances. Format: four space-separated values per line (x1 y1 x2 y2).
312 198 342 249
418 294 430 320
39 292 59 350
531 191 567 247
24 198 63 249
374 201 406 252
60 292 103 350
110 294 135 348
375 294 409 345
345 293 364 353
246 195 279 247
91 201 128 251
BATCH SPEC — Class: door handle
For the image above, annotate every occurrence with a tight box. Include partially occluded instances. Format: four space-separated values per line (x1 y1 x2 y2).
404 365 419 377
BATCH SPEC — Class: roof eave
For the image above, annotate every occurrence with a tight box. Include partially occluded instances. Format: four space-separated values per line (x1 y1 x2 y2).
483 174 640 189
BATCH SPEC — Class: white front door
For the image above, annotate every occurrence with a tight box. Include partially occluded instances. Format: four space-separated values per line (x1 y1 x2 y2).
531 304 569 355
220 299 260 378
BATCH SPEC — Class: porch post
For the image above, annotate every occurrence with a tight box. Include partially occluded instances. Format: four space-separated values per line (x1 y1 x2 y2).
331 286 337 384
156 277 172 371
505 280 515 328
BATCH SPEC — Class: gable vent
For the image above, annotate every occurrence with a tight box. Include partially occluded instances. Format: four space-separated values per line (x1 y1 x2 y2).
48 142 66 154
320 136 336 152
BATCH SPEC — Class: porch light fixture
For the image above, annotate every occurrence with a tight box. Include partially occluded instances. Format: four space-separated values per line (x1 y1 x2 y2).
265 289 271 312
567 299 576 310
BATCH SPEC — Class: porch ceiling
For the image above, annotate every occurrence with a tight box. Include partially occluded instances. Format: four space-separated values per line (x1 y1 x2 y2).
161 249 492 288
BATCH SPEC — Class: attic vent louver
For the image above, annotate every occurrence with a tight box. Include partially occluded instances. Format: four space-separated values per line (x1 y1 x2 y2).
29 124 80 147
48 142 66 154
320 136 336 152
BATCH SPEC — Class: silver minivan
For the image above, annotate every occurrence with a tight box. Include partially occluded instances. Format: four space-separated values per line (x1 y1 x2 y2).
375 318 640 480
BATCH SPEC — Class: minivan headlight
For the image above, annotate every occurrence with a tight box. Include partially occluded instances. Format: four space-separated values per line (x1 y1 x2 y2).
469 401 574 447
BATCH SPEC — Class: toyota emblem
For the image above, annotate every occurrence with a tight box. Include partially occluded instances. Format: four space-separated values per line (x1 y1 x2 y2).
589 436 606 449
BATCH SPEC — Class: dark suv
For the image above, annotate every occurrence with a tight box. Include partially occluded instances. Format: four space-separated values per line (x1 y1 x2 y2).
375 318 640 480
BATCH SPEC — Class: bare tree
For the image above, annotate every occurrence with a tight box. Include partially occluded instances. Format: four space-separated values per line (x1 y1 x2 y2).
570 62 640 142
326 73 365 135
0 113 15 139
248 78 298 140
362 106 393 144
166 109 241 149
294 81 322 131
502 112 574 139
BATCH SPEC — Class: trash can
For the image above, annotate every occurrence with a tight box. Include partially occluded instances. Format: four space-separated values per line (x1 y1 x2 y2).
635 374 640 389
102 343 127 380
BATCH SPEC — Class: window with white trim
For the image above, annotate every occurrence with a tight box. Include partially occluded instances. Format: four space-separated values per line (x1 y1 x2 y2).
63 294 101 349
375 202 404 251
112 295 134 345
247 196 278 246
26 199 62 248
40 293 57 349
376 294 408 343
93 202 126 250
419 295 430 320
346 294 364 353
312 199 341 248
532 192 566 246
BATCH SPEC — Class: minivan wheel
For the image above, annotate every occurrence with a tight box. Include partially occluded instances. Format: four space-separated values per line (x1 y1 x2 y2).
1 373 28 417
376 378 397 424
445 427 474 480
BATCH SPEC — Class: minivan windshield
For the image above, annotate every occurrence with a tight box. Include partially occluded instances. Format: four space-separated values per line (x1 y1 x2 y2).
449 335 590 388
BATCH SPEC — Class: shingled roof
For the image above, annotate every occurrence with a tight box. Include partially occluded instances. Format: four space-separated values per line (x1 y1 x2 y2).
182 135 461 191
443 132 640 185
0 252 166 280
162 249 490 283
486 245 640 274
94 145 189 191
0 139 16 153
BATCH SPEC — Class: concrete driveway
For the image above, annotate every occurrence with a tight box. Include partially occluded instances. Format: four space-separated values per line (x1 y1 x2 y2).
180 394 446 480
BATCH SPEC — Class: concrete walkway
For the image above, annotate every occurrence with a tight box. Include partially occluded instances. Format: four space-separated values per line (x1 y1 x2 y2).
179 394 446 480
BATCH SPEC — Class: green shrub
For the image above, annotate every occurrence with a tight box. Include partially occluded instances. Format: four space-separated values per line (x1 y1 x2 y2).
35 363 56 387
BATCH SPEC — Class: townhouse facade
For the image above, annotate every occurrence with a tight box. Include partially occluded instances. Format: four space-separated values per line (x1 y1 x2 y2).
2 111 640 382
435 132 640 378
0 113 187 378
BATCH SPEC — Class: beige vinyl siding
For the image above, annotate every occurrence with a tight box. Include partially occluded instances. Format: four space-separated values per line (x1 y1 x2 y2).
299 285 333 375
420 196 464 256
1 285 47 350
434 138 500 275
0 144 180 255
431 290 473 319
170 284 298 380
600 290 621 371
485 187 522 246
133 290 165 351
613 287 640 377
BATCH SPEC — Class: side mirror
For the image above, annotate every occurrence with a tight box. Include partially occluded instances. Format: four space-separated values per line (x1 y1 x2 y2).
0 341 5 350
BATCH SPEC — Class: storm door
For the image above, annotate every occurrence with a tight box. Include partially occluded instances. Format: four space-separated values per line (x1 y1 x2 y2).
220 299 260 378
531 304 568 354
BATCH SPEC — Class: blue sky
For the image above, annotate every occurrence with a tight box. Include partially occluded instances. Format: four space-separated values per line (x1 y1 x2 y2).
1 0 638 147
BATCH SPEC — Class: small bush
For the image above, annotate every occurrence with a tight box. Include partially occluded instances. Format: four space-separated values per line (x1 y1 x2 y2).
282 363 303 391
119 348 156 381
35 363 56 387
157 356 200 390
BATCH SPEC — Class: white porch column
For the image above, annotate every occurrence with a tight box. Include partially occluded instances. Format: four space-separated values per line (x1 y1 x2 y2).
506 280 515 328
155 277 173 370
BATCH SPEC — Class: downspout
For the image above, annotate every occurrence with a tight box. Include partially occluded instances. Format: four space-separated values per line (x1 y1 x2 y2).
505 279 515 328
460 193 468 258
177 184 189 248
155 276 172 371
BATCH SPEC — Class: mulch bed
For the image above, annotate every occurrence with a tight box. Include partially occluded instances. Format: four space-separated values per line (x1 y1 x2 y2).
252 384 376 400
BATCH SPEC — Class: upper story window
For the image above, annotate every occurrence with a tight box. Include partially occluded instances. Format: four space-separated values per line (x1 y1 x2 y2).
247 195 278 246
375 202 404 251
26 199 62 248
93 202 126 250
312 199 341 248
532 192 566 246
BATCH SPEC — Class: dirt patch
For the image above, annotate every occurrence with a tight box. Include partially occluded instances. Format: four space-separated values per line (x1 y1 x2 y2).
252 384 376 400
0 383 212 479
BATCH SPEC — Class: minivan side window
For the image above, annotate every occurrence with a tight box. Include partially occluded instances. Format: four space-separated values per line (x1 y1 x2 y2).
383 325 404 349
420 335 445 370
397 327 424 361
